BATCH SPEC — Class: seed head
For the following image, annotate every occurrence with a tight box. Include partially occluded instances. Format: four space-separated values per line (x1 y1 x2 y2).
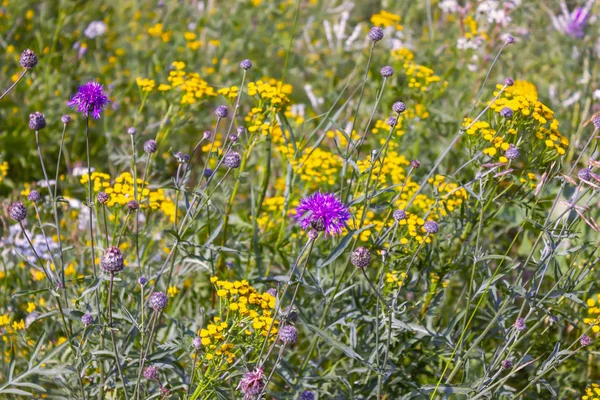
143 365 159 380
215 105 228 118
580 334 592 347
19 49 38 69
149 291 168 311
61 114 72 125
28 190 41 203
368 26 384 42
393 209 407 221
504 77 514 87
578 168 592 181
8 202 27 222
504 145 519 160
423 220 439 234
514 317 526 331
127 127 137 136
380 66 394 78
29 112 46 130
100 246 125 274
223 151 241 169
279 325 298 344
392 101 406 114
127 200 139 211
81 313 94 327
97 192 109 204
143 139 158 154
351 247 371 268
240 59 253 70
500 107 513 119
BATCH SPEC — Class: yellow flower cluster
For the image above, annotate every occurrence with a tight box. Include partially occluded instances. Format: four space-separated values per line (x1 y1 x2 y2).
463 16 489 41
255 196 298 232
148 23 172 42
278 145 342 186
80 172 176 222
584 295 600 333
183 31 202 50
386 270 407 287
166 61 216 104
391 48 446 93
583 384 600 400
0 161 7 183
489 80 568 156
370 10 403 30
136 77 155 92
247 79 292 111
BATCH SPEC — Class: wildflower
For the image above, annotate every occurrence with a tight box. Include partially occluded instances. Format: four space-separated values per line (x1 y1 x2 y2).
514 317 526 331
240 59 253 70
505 34 515 44
295 192 351 236
266 288 277 297
61 114 72 124
29 112 46 130
501 359 513 369
127 200 139 211
97 192 109 204
351 247 371 268
144 139 158 154
223 152 242 169
500 107 513 119
204 168 214 178
139 276 147 285
175 152 190 164
392 101 406 114
581 334 592 347
380 66 394 77
81 313 94 327
387 116 397 127
393 209 407 221
551 4 590 39
423 220 439 234
215 105 228 118
279 325 298 344
238 367 265 399
8 202 27 222
192 336 202 349
504 145 519 160
411 159 421 169
67 81 110 119
578 168 592 181
143 365 159 380
504 77 514 86
127 127 137 136
203 130 212 139
593 114 600 130
307 229 319 240
19 49 38 69
368 26 384 42
299 390 315 400
229 134 238 142
100 247 125 274
28 190 41 202
84 21 107 39
149 292 168 311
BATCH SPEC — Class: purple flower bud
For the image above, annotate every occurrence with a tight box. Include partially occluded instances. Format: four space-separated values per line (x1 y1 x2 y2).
500 107 513 119
143 139 158 154
351 247 371 268
100 247 125 274
19 49 38 69
580 334 592 347
223 151 241 169
215 105 228 118
593 114 600 130
504 145 519 160
380 66 394 78
143 365 159 380
81 313 94 327
424 220 439 234
387 116 398 127
127 200 139 210
127 127 137 136
505 34 515 44
203 168 213 178
139 276 147 285
29 112 46 130
279 325 298 344
393 209 406 221
368 26 384 42
578 168 592 181
266 288 277 297
28 190 41 203
392 101 406 114
149 291 168 311
61 114 72 125
299 390 315 400
192 336 202 349
98 192 109 204
514 317 526 331
8 202 27 222
411 159 421 169
501 359 513 369
240 59 253 70
203 130 212 140
307 230 319 240
504 77 514 87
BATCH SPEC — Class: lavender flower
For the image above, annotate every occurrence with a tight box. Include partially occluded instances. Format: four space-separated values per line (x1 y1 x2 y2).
238 367 265 399
380 66 394 77
551 5 590 39
100 247 125 274
279 325 298 344
368 26 384 42
149 292 168 311
295 192 350 237
8 202 27 222
351 247 371 268
143 365 159 380
19 49 38 69
29 112 46 130
67 81 110 119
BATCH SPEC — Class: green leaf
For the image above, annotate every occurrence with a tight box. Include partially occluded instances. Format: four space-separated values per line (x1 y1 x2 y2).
306 323 365 363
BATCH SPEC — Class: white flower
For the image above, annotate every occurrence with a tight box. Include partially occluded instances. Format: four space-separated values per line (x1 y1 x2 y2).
438 0 459 13
84 21 107 39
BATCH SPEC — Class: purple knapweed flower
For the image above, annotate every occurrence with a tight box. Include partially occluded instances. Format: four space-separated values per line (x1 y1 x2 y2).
67 81 110 119
551 4 590 39
295 192 350 237
238 367 265 399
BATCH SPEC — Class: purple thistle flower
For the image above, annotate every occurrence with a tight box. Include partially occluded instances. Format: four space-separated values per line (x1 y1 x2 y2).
238 367 265 399
67 81 110 119
295 192 350 237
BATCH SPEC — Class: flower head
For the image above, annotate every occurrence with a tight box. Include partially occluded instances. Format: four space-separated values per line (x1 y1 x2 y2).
392 101 406 114
144 139 158 154
351 247 371 268
149 291 168 311
295 192 350 237
299 391 315 400
238 367 265 399
81 313 94 327
580 334 592 347
514 317 526 331
279 325 298 344
67 81 110 119
368 26 384 42
423 220 439 234
8 202 27 222
100 247 125 274
223 152 241 169
29 112 46 130
240 59 253 70
143 365 159 380
28 190 41 203
380 66 394 77
20 49 38 69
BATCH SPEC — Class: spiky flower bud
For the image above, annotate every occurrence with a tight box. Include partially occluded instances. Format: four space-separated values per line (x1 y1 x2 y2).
351 247 371 268
223 151 241 169
8 202 27 222
29 112 46 130
100 247 124 274
500 107 513 119
393 209 407 221
19 49 38 69
368 26 384 42
504 145 519 160
215 105 228 118
424 220 439 234
28 190 41 203
193 336 202 349
380 66 394 77
149 291 168 311
143 139 158 154
279 325 298 344
392 101 406 114
240 59 253 70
